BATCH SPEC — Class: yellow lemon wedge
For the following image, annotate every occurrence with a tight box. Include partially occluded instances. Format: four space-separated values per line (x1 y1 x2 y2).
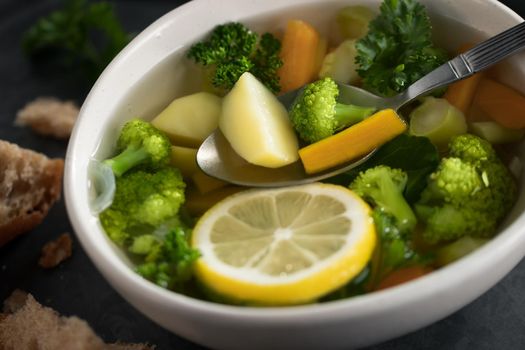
192 183 376 305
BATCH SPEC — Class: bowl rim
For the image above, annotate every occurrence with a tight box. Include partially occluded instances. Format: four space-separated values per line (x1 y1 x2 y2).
65 0 525 321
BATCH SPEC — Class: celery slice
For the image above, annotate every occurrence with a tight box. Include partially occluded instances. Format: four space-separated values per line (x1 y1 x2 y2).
336 6 375 39
319 40 359 84
436 236 489 266
409 97 467 151
469 121 525 144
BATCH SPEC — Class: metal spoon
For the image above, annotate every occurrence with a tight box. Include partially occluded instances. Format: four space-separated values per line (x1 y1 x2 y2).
197 21 525 187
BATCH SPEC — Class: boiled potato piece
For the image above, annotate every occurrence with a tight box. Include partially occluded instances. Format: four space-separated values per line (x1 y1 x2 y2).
170 145 228 191
192 171 227 194
220 72 299 168
186 186 246 216
152 92 221 148
170 145 199 178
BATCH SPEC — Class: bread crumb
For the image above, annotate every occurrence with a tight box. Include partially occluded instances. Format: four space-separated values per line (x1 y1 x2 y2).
39 233 73 268
15 97 79 139
0 290 155 350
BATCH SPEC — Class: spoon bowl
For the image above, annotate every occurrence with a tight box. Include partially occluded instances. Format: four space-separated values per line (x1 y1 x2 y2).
197 21 525 187
196 127 376 187
196 83 389 187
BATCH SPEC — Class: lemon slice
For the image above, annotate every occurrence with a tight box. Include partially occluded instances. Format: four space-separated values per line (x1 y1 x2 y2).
192 183 376 305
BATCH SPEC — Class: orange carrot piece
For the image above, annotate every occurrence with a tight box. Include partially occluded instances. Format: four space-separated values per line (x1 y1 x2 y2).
278 20 322 94
299 109 406 174
444 43 484 115
444 73 484 115
376 266 432 291
471 78 525 129
455 42 475 54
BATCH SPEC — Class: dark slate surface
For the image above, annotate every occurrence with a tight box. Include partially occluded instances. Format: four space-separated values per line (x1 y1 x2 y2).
0 0 524 349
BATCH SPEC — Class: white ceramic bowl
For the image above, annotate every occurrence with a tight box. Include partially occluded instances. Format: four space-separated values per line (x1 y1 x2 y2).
65 1 525 349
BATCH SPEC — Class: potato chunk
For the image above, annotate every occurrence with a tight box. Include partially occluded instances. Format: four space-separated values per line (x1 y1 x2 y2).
152 92 221 147
170 145 199 178
220 72 299 168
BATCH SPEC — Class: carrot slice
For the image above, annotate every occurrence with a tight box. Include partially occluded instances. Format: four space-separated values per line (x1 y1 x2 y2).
444 73 484 115
298 109 407 174
444 43 484 115
278 20 323 93
376 266 432 291
471 78 525 129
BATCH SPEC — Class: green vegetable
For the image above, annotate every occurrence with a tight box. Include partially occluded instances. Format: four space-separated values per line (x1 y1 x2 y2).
99 167 186 245
409 97 468 151
318 40 360 84
289 77 376 143
435 236 488 266
129 234 159 255
469 121 525 144
328 205 424 296
336 5 375 39
135 226 200 291
187 22 282 94
415 134 517 243
104 119 171 177
350 165 417 232
355 0 447 96
320 265 371 301
368 209 421 286
23 0 130 83
331 134 439 203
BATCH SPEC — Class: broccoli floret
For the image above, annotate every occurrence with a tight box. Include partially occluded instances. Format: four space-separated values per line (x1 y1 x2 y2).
104 119 171 177
368 209 423 286
289 77 376 143
129 234 159 255
449 133 497 165
100 167 186 245
372 210 417 267
350 167 428 289
135 226 200 290
187 22 282 93
416 134 517 243
350 165 417 232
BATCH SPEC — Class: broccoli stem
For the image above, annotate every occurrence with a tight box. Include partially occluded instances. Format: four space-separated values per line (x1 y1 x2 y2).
104 146 149 177
333 103 376 130
378 174 417 232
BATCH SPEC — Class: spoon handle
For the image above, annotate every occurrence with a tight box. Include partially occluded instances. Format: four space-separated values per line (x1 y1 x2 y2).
392 21 525 109
465 20 525 73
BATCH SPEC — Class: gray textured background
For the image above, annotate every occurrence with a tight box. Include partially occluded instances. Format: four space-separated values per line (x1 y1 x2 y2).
1 0 524 349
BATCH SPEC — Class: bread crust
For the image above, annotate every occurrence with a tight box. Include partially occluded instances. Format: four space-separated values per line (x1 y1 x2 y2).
0 140 64 247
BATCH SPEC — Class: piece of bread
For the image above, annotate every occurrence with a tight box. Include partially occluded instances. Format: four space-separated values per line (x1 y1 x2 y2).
0 290 154 350
39 233 73 268
0 140 64 247
15 97 79 139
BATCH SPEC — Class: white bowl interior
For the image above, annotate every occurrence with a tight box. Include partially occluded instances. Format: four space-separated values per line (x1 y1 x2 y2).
65 0 525 349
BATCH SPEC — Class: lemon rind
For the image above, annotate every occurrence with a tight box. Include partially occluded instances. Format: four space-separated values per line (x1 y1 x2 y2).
192 183 377 304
